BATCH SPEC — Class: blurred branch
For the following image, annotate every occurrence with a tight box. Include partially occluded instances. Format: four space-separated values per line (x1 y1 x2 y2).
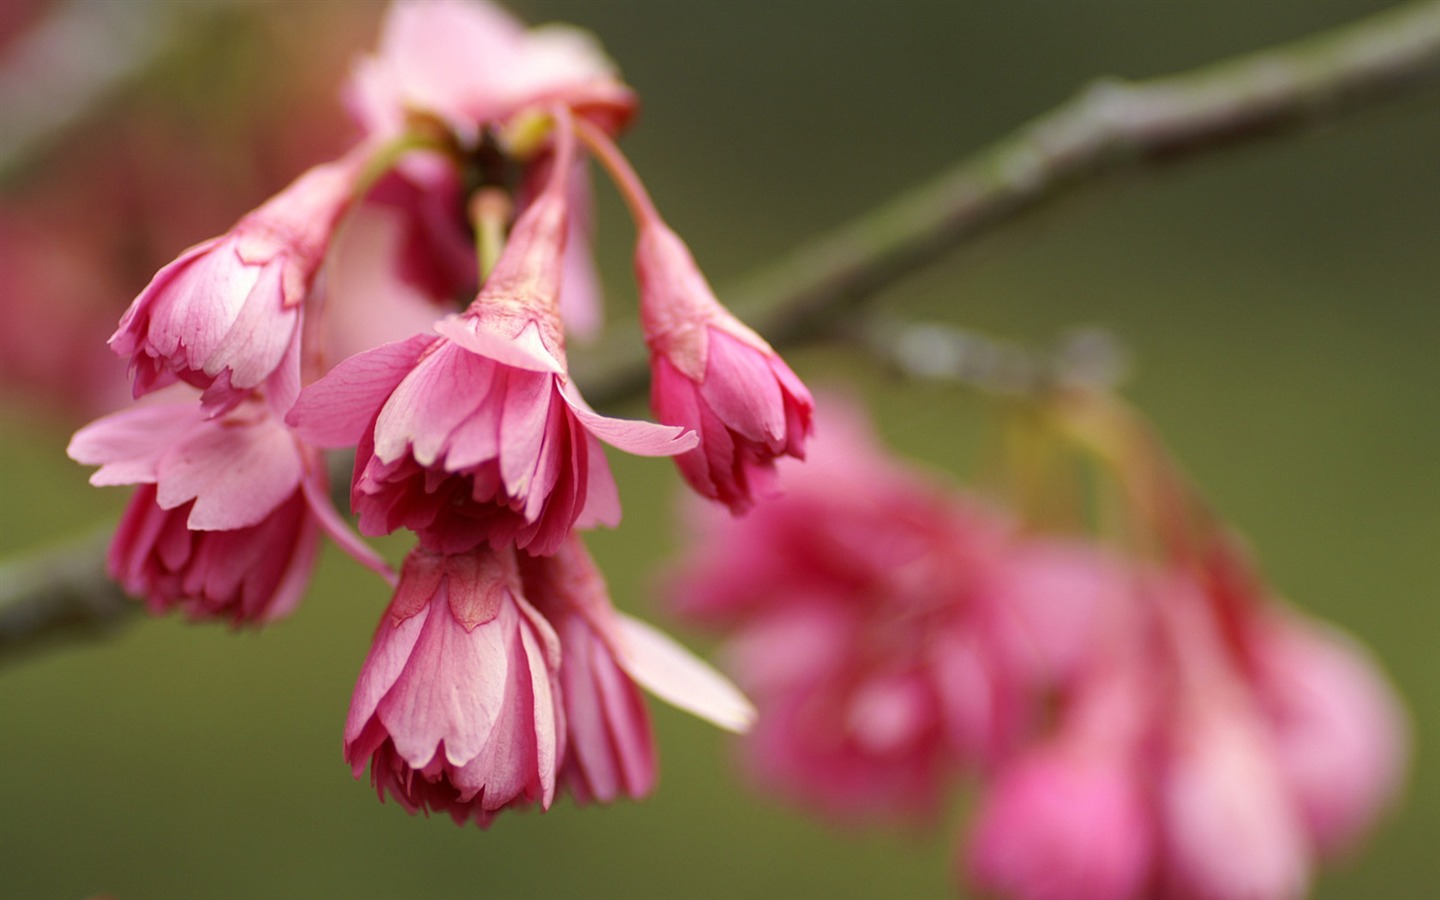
0 528 133 667
0 0 236 183
574 0 1440 405
4 1 1440 664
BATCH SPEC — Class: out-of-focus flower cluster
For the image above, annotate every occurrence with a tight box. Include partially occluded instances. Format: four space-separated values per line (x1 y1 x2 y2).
64 0 812 826
668 398 1408 900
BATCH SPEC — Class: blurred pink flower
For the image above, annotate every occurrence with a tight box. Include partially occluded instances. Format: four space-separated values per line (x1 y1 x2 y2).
966 743 1152 900
346 0 634 142
1251 611 1409 856
111 149 369 415
67 393 386 624
345 545 563 826
669 398 1121 820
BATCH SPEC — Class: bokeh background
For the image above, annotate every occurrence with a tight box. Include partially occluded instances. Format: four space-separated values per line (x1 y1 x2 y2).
1 1 1435 898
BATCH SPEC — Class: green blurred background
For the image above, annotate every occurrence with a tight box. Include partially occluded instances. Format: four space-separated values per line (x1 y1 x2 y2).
1 1 1435 897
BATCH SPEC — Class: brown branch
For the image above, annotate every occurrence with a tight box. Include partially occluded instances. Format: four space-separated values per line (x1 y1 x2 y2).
3 1 1439 664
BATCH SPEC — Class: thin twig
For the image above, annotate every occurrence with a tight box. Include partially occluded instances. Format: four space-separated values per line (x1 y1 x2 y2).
3 2 1439 664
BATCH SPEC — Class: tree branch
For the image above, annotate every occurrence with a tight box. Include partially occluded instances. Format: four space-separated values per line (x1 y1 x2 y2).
573 0 1440 405
3 1 1438 664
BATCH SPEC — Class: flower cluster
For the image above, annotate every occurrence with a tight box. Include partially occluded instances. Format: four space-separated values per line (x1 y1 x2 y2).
668 399 1407 899
68 0 805 825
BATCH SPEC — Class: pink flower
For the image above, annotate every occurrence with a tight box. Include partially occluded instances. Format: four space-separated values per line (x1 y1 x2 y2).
67 393 387 624
344 545 563 826
726 603 955 821
965 745 1153 900
1252 612 1408 855
637 220 814 513
110 150 367 415
348 539 751 825
346 0 635 143
520 536 656 805
1159 696 1310 900
670 399 1101 819
290 115 695 556
1148 577 1311 900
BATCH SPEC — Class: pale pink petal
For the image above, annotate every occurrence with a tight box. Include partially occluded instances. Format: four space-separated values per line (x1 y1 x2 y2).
345 606 430 755
574 434 621 529
287 333 434 447
373 343 490 465
434 315 564 374
202 260 298 389
68 401 205 485
614 612 755 733
299 472 396 585
378 592 512 768
156 415 304 531
561 379 696 456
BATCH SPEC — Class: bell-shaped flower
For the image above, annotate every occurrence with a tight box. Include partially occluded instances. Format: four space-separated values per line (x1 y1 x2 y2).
637 220 814 513
290 116 694 556
345 545 563 826
110 149 368 415
67 393 387 624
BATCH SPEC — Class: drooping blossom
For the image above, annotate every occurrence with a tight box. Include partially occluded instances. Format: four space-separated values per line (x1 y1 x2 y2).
66 392 387 624
578 116 812 513
348 538 752 825
110 147 372 415
289 112 695 557
639 221 815 513
345 545 563 826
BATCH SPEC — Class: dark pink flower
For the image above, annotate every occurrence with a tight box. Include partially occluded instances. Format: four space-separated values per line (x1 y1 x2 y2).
637 220 814 513
67 393 387 624
110 149 368 415
345 545 563 826
291 117 694 556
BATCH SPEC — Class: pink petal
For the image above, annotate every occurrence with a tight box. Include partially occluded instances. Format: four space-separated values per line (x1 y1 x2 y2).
373 343 491 465
202 259 297 389
574 434 621 529
299 473 396 586
68 401 206 486
562 379 697 457
700 330 785 442
614 612 755 733
157 415 304 531
434 315 563 374
288 333 434 447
